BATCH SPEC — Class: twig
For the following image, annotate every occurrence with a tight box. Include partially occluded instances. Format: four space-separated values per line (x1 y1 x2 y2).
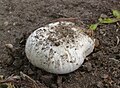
116 36 119 45
109 58 120 63
20 72 40 88
0 75 20 84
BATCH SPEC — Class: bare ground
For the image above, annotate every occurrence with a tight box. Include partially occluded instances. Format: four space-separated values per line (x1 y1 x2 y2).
0 0 120 88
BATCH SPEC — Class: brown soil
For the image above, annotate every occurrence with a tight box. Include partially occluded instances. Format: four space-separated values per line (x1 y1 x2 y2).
0 0 120 88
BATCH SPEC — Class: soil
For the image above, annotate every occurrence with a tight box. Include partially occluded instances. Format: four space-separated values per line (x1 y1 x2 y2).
0 0 120 88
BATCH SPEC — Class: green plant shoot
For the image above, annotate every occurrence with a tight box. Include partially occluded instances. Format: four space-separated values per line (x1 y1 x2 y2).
112 10 120 18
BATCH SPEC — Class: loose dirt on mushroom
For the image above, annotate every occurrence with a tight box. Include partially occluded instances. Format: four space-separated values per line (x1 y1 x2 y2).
0 0 120 88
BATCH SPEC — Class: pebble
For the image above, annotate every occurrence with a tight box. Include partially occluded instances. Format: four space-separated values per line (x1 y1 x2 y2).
99 29 106 36
100 14 108 18
13 22 16 26
5 44 13 50
4 21 9 26
95 39 100 47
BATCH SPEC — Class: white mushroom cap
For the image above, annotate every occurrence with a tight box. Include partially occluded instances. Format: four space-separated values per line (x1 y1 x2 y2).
25 21 95 74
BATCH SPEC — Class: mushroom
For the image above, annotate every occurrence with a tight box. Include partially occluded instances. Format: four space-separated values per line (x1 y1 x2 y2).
25 21 95 74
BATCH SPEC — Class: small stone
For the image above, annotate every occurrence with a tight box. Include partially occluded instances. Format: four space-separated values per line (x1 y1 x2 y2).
95 39 100 47
100 14 108 18
5 44 13 50
97 81 104 88
0 75 4 80
99 29 106 36
13 22 17 26
9 12 12 14
7 30 10 33
13 22 16 26
4 21 9 26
